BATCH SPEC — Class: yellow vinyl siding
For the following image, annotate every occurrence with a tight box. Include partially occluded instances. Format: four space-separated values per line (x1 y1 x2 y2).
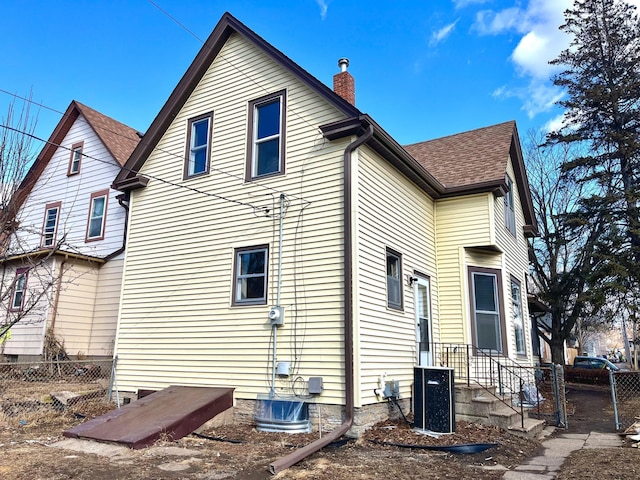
355 146 438 405
116 33 349 403
53 259 98 356
494 159 534 364
87 256 123 356
435 194 492 344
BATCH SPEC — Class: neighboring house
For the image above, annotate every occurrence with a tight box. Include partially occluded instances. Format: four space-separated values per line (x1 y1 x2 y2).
1 101 139 361
112 13 538 435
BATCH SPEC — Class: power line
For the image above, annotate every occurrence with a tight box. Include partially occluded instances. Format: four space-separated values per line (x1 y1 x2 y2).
0 89 312 205
146 0 334 145
0 123 271 214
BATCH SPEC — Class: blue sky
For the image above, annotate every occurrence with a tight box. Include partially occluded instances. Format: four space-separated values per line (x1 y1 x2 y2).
2 0 634 148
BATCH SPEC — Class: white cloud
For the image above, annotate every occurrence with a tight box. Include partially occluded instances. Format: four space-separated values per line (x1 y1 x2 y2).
474 7 526 35
430 20 459 47
493 80 564 119
316 0 328 20
474 0 573 118
542 113 566 133
452 0 491 8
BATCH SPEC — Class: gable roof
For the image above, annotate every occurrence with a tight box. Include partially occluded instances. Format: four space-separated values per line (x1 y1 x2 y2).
404 121 538 235
113 12 361 190
111 12 536 236
74 101 140 166
11 100 140 213
404 121 515 190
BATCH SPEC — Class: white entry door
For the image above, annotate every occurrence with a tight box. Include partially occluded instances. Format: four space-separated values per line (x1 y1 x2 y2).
414 276 433 366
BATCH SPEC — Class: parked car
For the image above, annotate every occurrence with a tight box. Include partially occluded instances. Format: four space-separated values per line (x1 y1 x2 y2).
572 356 620 371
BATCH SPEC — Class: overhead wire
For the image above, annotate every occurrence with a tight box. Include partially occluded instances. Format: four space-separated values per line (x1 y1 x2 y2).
145 0 340 153
0 123 270 215
0 89 311 207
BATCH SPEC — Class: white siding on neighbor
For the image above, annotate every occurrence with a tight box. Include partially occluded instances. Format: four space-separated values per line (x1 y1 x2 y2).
434 193 492 344
115 33 350 403
11 114 126 258
1 259 56 356
355 146 438 405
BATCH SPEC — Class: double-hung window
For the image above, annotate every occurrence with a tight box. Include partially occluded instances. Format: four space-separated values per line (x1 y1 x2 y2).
185 112 213 178
386 248 403 310
247 91 286 179
233 245 268 305
511 278 526 355
504 176 516 236
470 267 504 352
86 190 108 241
41 202 61 248
68 141 83 175
10 268 29 311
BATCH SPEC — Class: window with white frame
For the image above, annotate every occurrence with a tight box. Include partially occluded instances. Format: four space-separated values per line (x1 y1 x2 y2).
504 175 516 236
511 278 526 355
10 268 28 311
86 190 108 241
41 202 61 248
470 267 504 352
247 91 285 179
185 112 213 177
233 245 268 305
68 141 83 175
386 248 403 310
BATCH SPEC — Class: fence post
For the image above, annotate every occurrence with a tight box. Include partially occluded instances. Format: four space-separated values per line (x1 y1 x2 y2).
609 369 620 431
108 355 120 407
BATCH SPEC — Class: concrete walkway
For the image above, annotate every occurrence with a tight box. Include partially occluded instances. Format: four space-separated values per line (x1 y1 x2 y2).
502 431 624 479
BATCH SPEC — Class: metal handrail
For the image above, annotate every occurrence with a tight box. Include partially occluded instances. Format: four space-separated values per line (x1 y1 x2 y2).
423 342 540 429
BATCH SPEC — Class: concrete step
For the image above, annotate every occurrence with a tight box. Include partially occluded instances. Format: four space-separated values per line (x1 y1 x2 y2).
507 417 546 439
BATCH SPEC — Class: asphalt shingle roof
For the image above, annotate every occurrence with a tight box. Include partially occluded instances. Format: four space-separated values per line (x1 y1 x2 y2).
404 121 515 189
75 101 140 166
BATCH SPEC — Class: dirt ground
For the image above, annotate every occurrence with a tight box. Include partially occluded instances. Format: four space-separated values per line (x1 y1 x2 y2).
0 383 638 480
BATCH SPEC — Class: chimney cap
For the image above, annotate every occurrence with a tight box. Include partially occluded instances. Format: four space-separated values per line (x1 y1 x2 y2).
338 58 350 72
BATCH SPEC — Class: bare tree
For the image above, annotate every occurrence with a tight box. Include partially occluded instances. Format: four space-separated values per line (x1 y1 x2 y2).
0 95 60 345
526 129 611 364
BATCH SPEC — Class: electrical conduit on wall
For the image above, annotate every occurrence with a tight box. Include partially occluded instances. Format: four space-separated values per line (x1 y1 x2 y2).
268 123 374 474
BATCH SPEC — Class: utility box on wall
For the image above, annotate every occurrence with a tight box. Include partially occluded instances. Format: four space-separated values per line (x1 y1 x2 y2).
414 366 456 433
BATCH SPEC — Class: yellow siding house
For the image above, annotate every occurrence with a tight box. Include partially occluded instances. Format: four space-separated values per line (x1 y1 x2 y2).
112 13 538 444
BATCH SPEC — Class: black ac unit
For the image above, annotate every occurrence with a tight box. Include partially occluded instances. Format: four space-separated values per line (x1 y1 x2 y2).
414 366 455 433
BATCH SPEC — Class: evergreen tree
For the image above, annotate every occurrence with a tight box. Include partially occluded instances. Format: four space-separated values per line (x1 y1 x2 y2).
549 0 640 333
526 131 609 364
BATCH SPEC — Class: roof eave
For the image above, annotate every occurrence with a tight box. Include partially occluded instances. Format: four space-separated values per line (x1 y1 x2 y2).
114 12 361 188
320 115 445 199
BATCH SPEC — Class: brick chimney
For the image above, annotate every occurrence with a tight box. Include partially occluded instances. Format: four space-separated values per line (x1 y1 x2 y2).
333 58 355 105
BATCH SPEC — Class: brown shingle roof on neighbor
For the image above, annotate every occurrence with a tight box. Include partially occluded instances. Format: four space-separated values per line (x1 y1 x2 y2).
404 120 515 189
75 101 140 166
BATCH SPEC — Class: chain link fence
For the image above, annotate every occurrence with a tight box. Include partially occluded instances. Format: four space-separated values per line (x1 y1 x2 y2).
611 370 640 431
0 359 115 427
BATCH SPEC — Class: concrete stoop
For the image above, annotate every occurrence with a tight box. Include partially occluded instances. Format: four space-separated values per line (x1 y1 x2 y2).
455 385 545 439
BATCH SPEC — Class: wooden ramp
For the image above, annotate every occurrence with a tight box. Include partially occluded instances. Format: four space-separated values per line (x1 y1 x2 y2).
64 386 234 449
